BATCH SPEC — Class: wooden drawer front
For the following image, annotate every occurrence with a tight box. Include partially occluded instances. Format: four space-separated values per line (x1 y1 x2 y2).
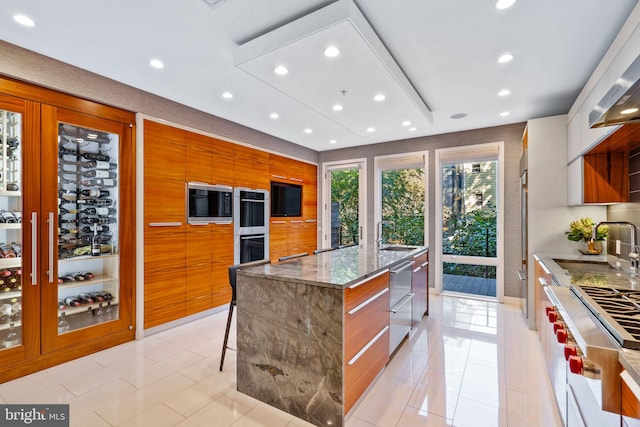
344 327 389 414
344 287 389 362
622 371 640 422
345 270 390 313
412 251 428 266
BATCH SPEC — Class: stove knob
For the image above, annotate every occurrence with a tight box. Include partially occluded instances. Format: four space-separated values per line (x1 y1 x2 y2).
568 355 584 375
545 306 555 315
553 321 564 334
548 310 557 322
564 345 577 360
556 329 568 344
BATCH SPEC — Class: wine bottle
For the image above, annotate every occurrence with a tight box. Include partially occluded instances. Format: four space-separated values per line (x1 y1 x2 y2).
80 207 116 216
80 198 113 206
64 296 81 307
58 300 66 311
91 224 100 257
81 152 110 162
73 273 86 281
81 189 110 198
81 178 117 188
83 161 116 170
80 271 95 280
59 227 79 234
80 217 116 225
78 293 95 304
59 207 78 215
58 274 76 283
89 292 105 302
81 225 109 234
81 170 117 179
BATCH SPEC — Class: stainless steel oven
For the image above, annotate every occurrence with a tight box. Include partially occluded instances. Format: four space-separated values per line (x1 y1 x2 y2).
234 187 269 264
238 234 266 264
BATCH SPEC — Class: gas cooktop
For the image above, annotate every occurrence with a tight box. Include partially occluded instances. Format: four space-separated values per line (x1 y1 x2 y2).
571 285 640 349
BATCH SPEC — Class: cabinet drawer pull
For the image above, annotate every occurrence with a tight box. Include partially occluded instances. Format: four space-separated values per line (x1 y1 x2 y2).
289 177 303 182
271 220 287 224
348 325 389 366
413 266 421 273
272 174 287 179
420 262 428 268
305 219 317 223
31 212 37 286
540 263 551 275
347 269 389 289
390 261 414 274
347 288 389 315
390 293 414 314
290 220 303 224
47 212 54 283
538 277 548 286
412 249 428 259
149 222 182 227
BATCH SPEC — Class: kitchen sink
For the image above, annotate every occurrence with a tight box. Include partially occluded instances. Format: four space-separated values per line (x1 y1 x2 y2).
380 245 418 252
552 258 617 273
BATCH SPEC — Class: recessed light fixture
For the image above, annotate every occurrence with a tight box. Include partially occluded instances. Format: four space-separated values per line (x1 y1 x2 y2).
222 92 233 99
149 59 164 69
373 94 386 102
270 113 279 119
450 113 467 119
498 54 514 63
274 66 289 76
621 107 639 115
323 46 340 58
304 128 313 134
401 121 412 127
329 139 337 144
498 89 511 96
13 14 35 27
332 104 344 112
366 127 375 133
495 0 516 10
500 111 510 117
409 127 417 132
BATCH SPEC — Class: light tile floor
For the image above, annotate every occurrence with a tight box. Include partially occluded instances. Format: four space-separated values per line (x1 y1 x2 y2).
0 295 563 427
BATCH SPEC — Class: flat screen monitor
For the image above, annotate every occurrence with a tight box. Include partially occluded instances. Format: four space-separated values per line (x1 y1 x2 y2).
271 181 302 217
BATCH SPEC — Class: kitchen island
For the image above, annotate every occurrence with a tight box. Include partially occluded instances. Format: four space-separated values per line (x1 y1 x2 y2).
235 244 428 427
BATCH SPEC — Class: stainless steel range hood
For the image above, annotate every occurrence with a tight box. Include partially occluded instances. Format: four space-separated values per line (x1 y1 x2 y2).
589 54 640 128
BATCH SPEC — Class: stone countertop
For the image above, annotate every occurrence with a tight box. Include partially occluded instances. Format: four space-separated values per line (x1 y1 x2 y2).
535 252 640 386
238 244 428 289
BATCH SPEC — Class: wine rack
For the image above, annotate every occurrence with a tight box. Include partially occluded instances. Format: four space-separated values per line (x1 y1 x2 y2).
57 122 120 333
0 108 22 349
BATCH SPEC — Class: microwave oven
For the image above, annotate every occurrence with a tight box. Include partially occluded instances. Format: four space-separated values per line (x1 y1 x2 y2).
186 182 233 224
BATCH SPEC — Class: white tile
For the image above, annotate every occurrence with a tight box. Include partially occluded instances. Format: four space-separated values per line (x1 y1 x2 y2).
175 395 251 427
67 378 137 418
397 406 453 427
12 384 75 404
407 369 462 421
351 375 414 426
230 402 294 427
458 362 506 408
121 350 203 389
70 411 111 427
163 386 214 417
118 403 185 427
452 396 507 427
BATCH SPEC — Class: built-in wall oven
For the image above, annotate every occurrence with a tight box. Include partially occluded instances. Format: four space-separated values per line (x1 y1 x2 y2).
234 188 269 264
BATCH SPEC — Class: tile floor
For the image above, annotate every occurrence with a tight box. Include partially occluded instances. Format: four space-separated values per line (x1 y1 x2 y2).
0 295 563 427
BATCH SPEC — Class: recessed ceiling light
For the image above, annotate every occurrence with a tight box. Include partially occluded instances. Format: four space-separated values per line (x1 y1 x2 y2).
323 46 340 58
498 54 514 63
366 127 375 133
270 113 279 119
332 104 343 112
304 128 313 134
409 127 417 132
498 89 511 96
274 66 289 75
621 108 639 115
373 94 386 102
329 139 337 144
222 92 233 99
13 14 35 27
402 121 412 127
500 111 510 117
450 113 467 119
149 59 164 69
495 0 516 10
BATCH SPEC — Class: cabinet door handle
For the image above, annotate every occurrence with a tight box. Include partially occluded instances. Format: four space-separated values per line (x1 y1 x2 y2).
47 212 54 283
540 263 551 275
347 269 389 289
289 177 303 183
538 277 548 286
390 261 414 274
271 220 287 224
31 212 37 286
347 288 389 315
271 174 287 180
420 261 428 268
390 293 414 313
348 325 389 366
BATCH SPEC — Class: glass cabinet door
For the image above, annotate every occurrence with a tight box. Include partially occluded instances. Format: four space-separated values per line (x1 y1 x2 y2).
57 122 120 332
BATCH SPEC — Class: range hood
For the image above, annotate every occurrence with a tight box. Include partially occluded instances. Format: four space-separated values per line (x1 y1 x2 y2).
589 54 640 128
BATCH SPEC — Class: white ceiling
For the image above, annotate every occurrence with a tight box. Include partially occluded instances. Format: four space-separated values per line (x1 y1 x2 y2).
0 0 637 152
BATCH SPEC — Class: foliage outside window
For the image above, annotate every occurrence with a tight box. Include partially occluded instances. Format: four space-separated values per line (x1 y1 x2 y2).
381 168 425 246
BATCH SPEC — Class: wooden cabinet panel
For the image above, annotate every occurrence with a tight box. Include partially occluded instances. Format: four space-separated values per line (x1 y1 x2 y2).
185 131 212 183
270 220 289 262
234 145 269 190
269 153 289 180
344 327 389 414
534 256 552 338
211 223 234 307
144 120 186 223
622 373 640 420
583 151 628 203
302 163 317 220
344 287 389 362
344 271 390 313
186 227 212 315
211 138 234 186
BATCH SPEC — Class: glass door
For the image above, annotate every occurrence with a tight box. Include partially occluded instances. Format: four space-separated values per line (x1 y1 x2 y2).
0 94 39 365
436 144 503 300
41 106 133 353
322 160 366 249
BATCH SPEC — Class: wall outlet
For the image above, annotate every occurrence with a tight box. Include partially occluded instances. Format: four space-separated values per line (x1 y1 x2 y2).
616 239 621 255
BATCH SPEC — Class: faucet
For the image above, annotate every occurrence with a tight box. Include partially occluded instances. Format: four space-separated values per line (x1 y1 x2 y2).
376 220 396 248
593 221 638 267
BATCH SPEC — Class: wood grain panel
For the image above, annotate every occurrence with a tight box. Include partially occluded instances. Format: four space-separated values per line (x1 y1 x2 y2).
583 151 628 203
623 376 640 420
144 301 187 329
211 223 234 307
344 289 389 362
186 227 212 314
344 328 389 414
269 220 289 263
253 150 270 190
344 271 390 313
269 153 289 179
185 131 212 183
211 138 234 186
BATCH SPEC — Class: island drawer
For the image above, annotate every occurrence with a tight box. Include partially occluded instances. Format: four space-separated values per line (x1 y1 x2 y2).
344 269 390 313
344 286 390 362
344 326 389 414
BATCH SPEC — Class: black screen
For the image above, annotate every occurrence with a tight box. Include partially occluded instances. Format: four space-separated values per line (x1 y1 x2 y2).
271 181 302 217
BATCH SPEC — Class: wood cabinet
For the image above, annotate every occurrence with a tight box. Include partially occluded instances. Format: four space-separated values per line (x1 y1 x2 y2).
344 270 390 413
411 249 429 323
0 78 135 382
186 226 212 315
186 131 212 183
622 370 640 427
211 138 234 186
234 145 269 190
534 255 552 337
211 223 234 307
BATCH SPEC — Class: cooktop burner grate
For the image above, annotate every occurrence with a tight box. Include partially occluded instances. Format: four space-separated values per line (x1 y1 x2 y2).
571 285 640 349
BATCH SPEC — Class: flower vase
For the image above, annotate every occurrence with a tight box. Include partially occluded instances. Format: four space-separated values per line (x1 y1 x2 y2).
578 238 603 255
